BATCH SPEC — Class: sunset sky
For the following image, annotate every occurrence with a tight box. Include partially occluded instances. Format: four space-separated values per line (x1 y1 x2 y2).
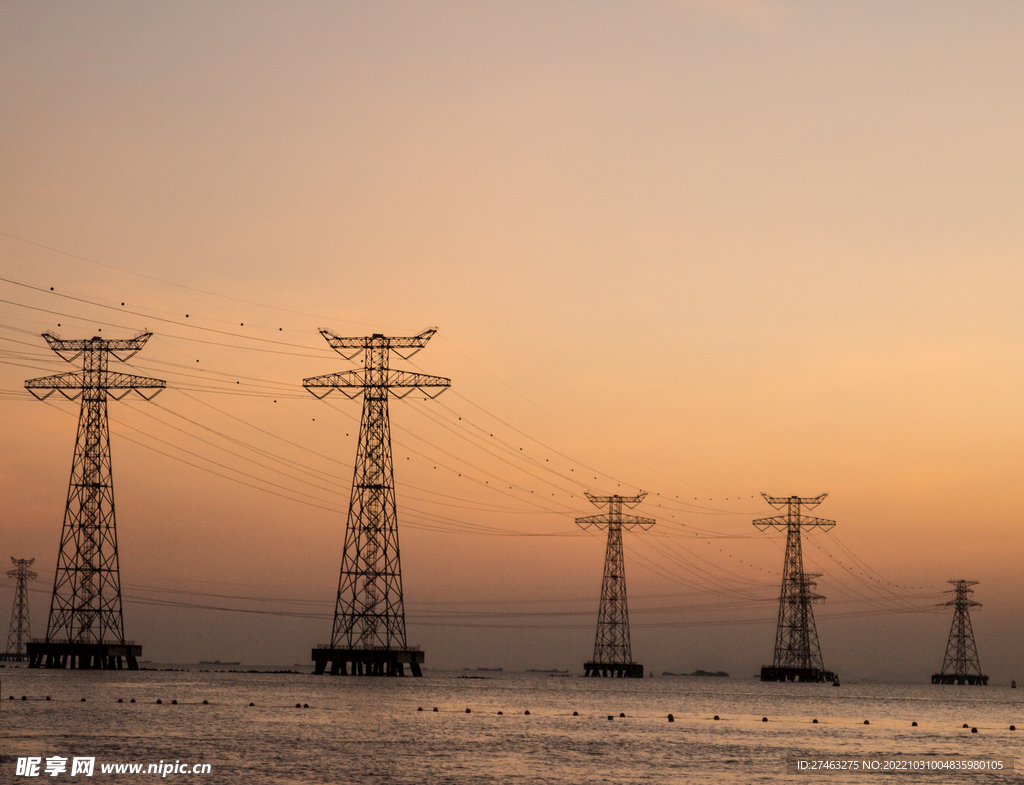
2 2 1022 682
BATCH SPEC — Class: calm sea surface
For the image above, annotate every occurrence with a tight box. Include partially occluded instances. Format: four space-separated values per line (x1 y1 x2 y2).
1 666 1020 783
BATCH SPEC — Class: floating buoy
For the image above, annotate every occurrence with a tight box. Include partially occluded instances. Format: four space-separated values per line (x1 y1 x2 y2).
497 711 503 715
667 714 674 722
971 727 978 733
863 720 869 725
524 710 530 715
912 722 918 727
303 704 309 709
131 699 136 704
713 715 720 721
203 700 208 705
1010 725 1016 731
45 697 51 701
608 715 614 721
1012 680 1016 689
465 708 471 713
619 713 625 718
433 707 438 712
80 698 85 702
573 711 579 716
156 699 162 705
417 707 423 712
21 696 27 701
762 717 768 723
295 703 301 708
963 724 969 729
812 719 818 724
117 699 123 703
171 700 177 705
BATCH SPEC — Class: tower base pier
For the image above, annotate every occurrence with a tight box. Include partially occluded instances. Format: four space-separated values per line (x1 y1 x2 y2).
931 673 988 685
760 666 837 683
584 661 644 678
26 641 141 670
312 647 423 676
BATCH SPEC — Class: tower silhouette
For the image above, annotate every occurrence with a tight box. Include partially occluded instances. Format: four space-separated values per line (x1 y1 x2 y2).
3 558 38 661
25 333 164 669
932 580 988 685
305 329 449 676
577 492 654 678
754 493 838 683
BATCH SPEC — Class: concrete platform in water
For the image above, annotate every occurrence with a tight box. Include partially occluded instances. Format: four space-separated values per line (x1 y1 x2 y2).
584 661 644 678
27 641 141 670
312 646 423 676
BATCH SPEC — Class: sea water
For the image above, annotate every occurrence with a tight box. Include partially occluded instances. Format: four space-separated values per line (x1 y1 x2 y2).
1 666 1020 783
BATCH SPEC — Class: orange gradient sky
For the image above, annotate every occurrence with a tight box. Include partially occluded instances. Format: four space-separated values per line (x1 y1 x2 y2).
1 2 1022 681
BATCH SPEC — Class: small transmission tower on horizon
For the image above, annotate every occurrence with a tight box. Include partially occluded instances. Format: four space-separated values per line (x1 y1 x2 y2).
932 580 988 685
3 558 38 662
25 332 165 670
754 493 838 683
577 492 654 678
305 328 449 677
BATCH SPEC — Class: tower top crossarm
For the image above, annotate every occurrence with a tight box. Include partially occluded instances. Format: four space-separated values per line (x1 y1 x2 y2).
319 327 438 360
303 328 450 400
576 492 655 531
25 332 166 401
753 492 835 532
940 579 981 609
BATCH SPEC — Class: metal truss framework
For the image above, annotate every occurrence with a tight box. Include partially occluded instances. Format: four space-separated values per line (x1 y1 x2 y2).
933 580 987 685
577 492 654 678
4 558 37 661
25 333 164 669
305 329 449 676
754 493 837 682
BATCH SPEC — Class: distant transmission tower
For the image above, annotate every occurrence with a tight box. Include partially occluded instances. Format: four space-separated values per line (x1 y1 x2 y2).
305 329 449 676
754 493 838 683
577 492 654 678
25 333 165 670
3 558 38 662
932 580 988 685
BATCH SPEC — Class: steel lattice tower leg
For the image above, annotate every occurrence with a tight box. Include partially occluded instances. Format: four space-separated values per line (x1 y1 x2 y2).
25 332 164 670
577 493 654 678
754 493 838 683
4 558 37 661
932 580 988 685
305 329 450 677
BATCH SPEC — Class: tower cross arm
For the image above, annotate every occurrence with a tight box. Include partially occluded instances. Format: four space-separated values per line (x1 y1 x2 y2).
302 369 451 400
25 372 166 401
576 514 655 530
752 514 835 531
584 491 647 508
761 492 828 509
319 328 438 360
42 331 153 363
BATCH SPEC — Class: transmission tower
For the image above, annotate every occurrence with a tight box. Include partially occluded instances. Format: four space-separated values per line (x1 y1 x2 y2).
24 333 165 670
577 492 654 678
754 493 838 683
305 329 449 676
932 580 988 685
3 558 38 661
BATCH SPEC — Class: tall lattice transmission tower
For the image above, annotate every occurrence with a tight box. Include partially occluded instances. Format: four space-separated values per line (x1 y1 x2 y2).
3 558 38 662
754 493 838 683
932 580 988 685
577 492 654 678
305 329 449 676
24 333 165 670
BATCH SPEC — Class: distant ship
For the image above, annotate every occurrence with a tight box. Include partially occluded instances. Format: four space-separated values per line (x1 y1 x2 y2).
199 660 241 665
525 668 568 673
